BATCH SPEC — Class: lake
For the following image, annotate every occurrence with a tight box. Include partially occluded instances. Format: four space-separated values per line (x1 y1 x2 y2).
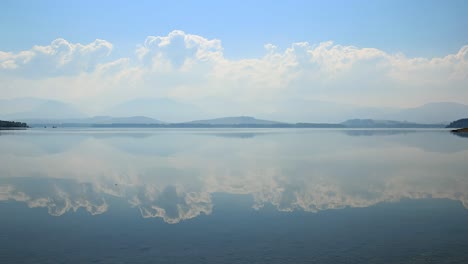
1 128 468 263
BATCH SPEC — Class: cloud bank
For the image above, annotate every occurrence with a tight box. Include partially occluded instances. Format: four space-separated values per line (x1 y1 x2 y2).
0 30 467 114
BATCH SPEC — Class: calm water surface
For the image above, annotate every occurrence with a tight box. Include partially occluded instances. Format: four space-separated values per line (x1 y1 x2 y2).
1 128 468 263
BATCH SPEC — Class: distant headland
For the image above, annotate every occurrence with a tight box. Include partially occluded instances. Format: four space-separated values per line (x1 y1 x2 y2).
446 118 468 129
446 118 468 135
0 120 28 130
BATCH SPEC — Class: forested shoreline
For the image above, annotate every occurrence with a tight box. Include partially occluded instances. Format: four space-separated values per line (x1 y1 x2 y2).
0 120 28 129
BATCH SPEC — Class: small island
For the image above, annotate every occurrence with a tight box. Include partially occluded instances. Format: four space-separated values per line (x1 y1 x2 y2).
0 120 29 130
451 128 468 133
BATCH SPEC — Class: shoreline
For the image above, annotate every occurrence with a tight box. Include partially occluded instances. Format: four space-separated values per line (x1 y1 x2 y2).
451 128 468 133
0 127 28 130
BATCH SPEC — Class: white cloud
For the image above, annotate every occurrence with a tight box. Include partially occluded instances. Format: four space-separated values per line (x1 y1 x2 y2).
0 38 113 77
0 30 467 113
136 30 223 70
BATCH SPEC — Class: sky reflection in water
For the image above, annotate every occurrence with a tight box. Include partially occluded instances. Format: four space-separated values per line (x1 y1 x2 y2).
1 129 468 263
1 129 467 224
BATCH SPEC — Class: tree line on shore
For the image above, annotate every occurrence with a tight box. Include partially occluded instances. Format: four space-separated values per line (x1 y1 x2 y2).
0 120 28 128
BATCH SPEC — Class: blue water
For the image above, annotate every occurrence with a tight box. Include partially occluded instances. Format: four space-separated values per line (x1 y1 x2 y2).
1 128 467 263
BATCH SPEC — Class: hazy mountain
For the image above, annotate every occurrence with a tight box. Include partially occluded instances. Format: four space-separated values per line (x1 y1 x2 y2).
0 97 49 114
105 98 205 123
266 100 468 124
2 97 467 124
186 116 285 125
0 98 86 120
382 102 468 124
262 99 360 123
83 116 163 124
342 119 444 128
22 116 163 125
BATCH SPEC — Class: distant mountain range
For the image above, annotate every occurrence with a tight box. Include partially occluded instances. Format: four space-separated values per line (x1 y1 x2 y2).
0 98 86 120
1 97 468 125
187 116 284 125
15 116 446 129
104 98 206 123
381 102 468 124
266 100 468 124
83 116 164 124
21 116 342 128
19 116 163 126
341 119 445 128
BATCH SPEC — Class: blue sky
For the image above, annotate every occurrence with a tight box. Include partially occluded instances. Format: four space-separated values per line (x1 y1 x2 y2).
2 0 467 58
0 0 467 119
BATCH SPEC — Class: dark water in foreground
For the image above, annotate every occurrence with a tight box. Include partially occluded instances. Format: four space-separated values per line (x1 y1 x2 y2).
1 128 468 263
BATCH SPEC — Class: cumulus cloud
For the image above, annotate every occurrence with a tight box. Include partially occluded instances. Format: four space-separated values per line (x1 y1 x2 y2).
136 30 223 70
0 30 467 113
0 38 112 77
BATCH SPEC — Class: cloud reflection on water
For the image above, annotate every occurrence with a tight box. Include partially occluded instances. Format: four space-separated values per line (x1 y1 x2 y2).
0 129 467 223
